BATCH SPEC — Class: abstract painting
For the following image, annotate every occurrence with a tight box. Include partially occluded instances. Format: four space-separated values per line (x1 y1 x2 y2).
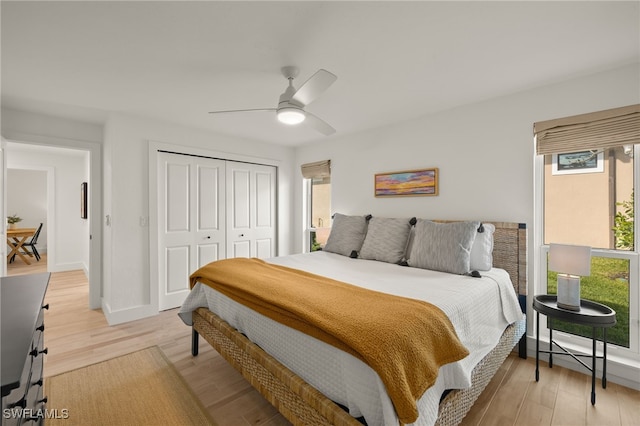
374 168 439 197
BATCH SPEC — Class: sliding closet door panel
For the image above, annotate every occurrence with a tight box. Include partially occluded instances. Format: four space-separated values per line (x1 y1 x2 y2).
158 152 226 310
252 166 276 258
227 165 250 257
227 162 276 259
159 153 193 310
196 162 226 268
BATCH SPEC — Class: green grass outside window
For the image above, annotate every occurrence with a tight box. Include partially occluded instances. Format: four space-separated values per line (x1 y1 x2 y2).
547 257 630 348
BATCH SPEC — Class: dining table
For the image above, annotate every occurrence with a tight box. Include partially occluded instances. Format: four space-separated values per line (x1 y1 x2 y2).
6 227 37 265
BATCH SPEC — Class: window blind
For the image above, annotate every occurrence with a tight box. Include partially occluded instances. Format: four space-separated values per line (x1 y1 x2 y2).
534 104 640 155
301 160 331 178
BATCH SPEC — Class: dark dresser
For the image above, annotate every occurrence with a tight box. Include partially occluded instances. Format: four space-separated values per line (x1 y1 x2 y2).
1 273 50 426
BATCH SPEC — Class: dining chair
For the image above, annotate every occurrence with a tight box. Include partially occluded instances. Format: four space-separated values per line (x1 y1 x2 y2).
11 223 43 263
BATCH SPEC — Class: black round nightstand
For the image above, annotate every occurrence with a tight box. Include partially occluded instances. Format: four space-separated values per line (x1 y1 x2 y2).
533 295 616 405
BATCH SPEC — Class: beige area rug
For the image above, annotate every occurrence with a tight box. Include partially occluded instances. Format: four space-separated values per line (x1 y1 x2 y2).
45 346 216 426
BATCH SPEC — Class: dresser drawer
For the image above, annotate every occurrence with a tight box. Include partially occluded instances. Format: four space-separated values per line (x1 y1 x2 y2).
1 274 50 426
2 357 30 411
2 331 46 425
20 319 47 425
21 381 44 425
1 385 26 426
32 311 45 347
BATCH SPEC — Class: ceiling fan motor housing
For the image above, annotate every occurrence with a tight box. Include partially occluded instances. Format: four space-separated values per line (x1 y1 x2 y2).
277 84 306 124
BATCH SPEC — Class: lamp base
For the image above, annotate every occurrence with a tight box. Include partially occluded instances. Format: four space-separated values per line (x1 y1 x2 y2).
557 274 581 311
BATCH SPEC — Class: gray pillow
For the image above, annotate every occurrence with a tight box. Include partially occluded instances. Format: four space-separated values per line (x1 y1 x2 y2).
408 220 479 274
323 213 369 257
359 217 414 264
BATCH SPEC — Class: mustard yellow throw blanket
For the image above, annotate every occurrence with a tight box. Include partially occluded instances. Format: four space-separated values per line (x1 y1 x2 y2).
190 257 469 424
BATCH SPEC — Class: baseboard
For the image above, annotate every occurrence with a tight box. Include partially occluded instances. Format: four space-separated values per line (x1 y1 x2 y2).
49 261 85 273
526 335 640 391
101 299 159 326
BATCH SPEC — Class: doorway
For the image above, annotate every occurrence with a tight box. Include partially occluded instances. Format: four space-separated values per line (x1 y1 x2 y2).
3 140 101 309
5 168 49 275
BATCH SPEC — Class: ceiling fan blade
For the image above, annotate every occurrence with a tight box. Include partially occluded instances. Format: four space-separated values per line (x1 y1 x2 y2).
304 112 336 136
209 108 276 114
291 69 337 106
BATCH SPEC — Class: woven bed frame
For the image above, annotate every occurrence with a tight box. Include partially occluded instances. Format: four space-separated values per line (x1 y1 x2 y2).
191 221 527 426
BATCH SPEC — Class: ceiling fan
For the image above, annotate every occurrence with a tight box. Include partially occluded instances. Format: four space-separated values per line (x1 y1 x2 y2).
209 66 338 135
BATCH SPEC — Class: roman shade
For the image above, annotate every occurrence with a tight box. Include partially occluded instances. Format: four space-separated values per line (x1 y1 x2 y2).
534 104 640 155
301 160 331 178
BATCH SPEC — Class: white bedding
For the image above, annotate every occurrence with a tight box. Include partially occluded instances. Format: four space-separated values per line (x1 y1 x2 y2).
179 251 523 426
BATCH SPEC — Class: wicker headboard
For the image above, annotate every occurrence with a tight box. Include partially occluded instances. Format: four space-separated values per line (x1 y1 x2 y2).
433 220 528 297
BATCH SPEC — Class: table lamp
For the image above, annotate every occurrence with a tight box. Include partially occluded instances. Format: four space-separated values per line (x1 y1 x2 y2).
549 243 591 311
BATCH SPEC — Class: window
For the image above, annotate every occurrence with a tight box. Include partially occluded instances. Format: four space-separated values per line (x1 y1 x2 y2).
301 160 331 252
309 177 331 251
544 148 633 250
535 105 640 359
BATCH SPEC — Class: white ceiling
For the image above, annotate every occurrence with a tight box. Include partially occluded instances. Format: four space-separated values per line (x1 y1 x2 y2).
2 1 639 147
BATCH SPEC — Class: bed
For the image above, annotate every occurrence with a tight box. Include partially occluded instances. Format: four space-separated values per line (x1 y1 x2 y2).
179 218 527 426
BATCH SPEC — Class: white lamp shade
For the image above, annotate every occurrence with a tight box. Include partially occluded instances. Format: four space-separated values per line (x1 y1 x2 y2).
549 244 591 276
277 107 306 125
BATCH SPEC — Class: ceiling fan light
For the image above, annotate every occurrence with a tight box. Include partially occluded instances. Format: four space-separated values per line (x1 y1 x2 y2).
277 107 306 125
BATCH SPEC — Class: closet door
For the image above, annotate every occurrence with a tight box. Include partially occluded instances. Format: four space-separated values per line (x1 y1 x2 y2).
158 152 226 310
226 162 277 259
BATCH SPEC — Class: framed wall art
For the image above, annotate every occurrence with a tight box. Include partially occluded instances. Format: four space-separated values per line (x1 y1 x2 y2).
374 168 438 197
552 150 604 175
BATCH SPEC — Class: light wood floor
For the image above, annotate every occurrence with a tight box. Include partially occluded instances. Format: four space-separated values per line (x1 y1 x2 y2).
8 258 639 425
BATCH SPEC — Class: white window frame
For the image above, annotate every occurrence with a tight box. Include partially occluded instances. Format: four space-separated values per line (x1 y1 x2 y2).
303 178 312 252
303 178 331 253
534 144 640 364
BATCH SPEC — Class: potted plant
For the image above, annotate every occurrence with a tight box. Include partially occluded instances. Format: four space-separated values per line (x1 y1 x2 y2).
7 214 22 229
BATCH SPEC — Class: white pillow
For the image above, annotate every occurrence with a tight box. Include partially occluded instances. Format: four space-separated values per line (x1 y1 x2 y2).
470 223 495 271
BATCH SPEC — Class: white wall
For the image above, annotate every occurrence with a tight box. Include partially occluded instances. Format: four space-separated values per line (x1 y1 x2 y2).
295 63 639 258
6 169 47 250
101 113 295 323
1 109 103 144
6 145 90 272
